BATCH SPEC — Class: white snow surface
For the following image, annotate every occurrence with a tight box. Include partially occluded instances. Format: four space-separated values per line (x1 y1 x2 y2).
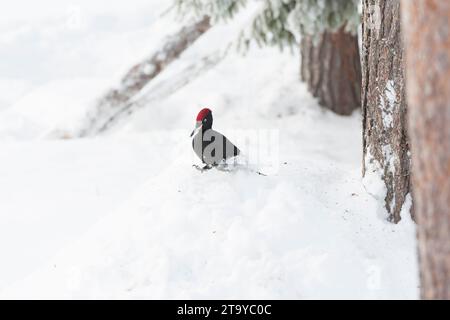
0 1 418 299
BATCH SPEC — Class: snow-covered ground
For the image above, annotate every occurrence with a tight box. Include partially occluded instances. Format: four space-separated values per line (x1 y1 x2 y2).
0 1 419 299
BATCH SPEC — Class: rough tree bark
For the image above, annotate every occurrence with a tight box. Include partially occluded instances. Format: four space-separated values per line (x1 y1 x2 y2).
361 0 411 223
300 26 361 116
78 16 211 137
401 0 450 299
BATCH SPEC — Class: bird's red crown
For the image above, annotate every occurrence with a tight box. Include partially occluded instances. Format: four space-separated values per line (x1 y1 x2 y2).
196 108 211 121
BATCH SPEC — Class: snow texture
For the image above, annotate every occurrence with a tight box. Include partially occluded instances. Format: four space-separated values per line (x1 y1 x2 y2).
0 0 418 299
380 80 396 128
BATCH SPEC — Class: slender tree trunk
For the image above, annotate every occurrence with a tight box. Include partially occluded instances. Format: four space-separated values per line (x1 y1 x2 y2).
401 0 450 300
361 0 411 223
301 26 361 116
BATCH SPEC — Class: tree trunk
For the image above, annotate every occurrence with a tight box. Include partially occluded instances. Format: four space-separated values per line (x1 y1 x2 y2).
361 0 411 223
401 0 450 300
300 26 361 116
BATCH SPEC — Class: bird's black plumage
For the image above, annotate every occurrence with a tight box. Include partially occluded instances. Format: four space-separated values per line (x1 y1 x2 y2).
191 109 240 167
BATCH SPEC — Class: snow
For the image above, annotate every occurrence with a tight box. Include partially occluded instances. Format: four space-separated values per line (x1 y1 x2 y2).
0 79 32 111
363 150 395 221
0 79 111 140
381 80 396 128
0 1 419 299
0 136 163 291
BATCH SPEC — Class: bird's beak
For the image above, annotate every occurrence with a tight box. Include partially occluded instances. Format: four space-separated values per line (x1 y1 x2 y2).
190 121 202 137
